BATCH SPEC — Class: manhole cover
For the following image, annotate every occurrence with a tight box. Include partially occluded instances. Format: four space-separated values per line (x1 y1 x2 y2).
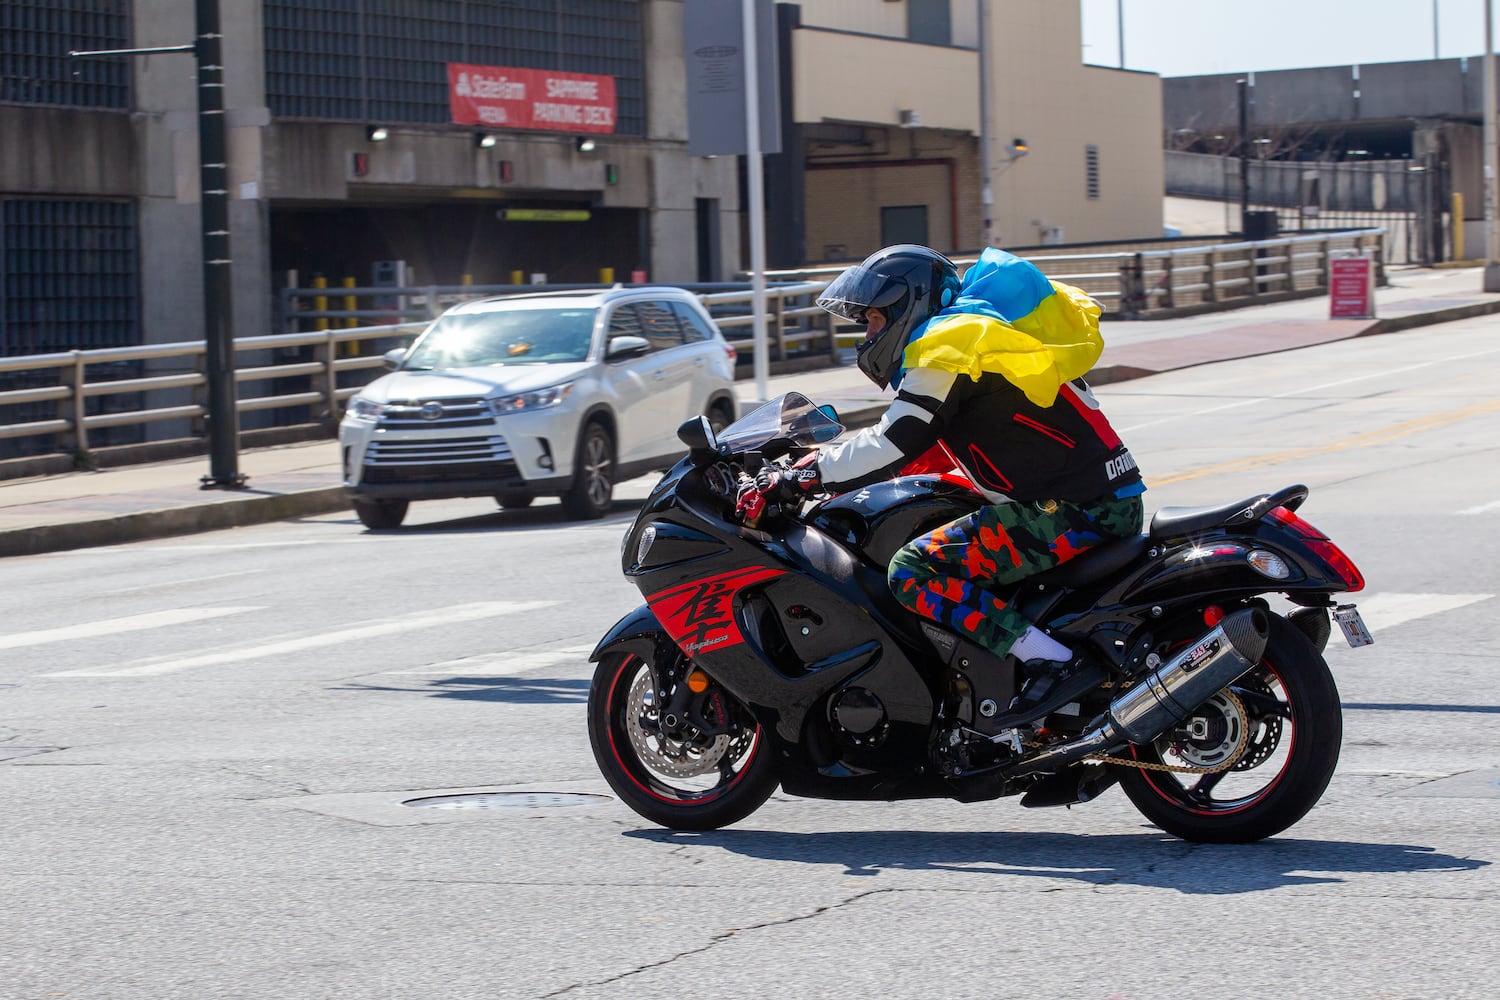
401 791 612 810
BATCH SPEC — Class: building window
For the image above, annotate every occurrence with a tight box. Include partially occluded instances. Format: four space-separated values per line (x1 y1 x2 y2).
0 0 130 108
1 198 138 356
1086 145 1101 200
264 0 647 135
907 0 951 46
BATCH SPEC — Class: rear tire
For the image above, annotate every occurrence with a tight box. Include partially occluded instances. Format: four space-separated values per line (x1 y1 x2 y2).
562 421 614 520
588 651 778 830
352 498 408 529
1116 615 1342 843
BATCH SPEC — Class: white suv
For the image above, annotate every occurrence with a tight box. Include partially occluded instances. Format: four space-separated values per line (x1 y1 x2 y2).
340 287 738 528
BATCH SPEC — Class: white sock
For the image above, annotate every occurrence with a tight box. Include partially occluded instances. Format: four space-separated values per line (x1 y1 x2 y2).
1008 625 1072 663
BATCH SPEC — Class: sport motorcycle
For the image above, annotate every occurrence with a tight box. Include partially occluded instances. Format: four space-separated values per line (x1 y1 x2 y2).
587 393 1371 842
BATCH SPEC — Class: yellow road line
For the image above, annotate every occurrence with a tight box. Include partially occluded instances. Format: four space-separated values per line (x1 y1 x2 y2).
1146 398 1500 487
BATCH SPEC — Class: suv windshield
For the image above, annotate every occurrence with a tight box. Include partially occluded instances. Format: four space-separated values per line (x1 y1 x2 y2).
403 306 598 368
715 392 845 452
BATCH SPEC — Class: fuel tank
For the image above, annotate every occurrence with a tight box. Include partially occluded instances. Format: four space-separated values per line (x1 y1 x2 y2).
809 475 983 568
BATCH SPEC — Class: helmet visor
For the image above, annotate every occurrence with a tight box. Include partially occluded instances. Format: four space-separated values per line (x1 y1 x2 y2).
816 265 909 324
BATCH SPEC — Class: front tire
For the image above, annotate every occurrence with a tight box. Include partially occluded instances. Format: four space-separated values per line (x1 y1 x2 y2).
352 498 408 529
1115 615 1342 843
588 651 778 830
562 421 614 520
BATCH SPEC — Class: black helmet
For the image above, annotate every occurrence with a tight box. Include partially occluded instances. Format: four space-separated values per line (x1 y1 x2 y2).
817 244 960 389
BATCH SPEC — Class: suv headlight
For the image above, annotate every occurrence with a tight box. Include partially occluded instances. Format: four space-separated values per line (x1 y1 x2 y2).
490 383 574 414
346 396 383 420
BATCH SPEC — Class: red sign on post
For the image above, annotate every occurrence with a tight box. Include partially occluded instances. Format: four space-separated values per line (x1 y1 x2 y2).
1329 255 1375 319
448 63 616 134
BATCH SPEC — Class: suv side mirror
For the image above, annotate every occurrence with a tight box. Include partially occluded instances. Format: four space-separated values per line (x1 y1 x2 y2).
606 335 650 361
383 347 408 371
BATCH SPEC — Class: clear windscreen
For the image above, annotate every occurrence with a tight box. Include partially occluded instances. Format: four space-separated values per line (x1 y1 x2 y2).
714 392 845 452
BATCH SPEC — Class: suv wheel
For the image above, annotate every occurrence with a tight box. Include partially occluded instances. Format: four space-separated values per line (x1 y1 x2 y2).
352 498 408 530
562 421 614 520
707 400 734 436
495 491 535 510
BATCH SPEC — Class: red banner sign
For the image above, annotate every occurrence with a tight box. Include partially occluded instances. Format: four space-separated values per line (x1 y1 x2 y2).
448 63 616 134
1329 255 1375 319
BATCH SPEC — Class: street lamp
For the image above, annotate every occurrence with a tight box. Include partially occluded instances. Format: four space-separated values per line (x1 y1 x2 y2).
1484 0 1500 290
71 0 244 487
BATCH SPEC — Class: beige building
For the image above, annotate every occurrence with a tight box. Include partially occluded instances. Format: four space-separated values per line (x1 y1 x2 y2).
783 0 1163 262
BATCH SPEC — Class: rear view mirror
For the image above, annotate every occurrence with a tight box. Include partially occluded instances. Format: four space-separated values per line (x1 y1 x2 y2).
383 347 407 371
606 335 650 361
677 415 718 455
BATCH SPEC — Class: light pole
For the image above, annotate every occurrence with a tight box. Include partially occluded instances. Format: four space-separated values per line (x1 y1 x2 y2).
71 0 244 487
1485 0 1500 290
978 0 993 247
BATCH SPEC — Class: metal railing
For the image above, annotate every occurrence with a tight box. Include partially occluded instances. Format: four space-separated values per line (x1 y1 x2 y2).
0 229 1384 472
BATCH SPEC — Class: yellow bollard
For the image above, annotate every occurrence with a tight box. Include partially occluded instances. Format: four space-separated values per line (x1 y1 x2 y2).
511 269 525 285
313 275 328 331
1452 193 1464 262
598 267 614 284
342 276 357 328
462 273 473 285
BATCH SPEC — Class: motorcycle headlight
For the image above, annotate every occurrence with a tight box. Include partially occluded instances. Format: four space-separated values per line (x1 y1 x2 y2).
489 383 574 414
346 396 383 420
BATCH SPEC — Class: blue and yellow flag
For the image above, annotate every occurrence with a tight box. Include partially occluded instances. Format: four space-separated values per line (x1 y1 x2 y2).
900 248 1102 407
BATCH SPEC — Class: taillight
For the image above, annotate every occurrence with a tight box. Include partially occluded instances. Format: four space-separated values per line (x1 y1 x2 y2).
1266 507 1365 592
723 342 738 365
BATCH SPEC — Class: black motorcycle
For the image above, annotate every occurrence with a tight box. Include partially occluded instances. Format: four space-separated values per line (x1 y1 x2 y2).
587 393 1371 843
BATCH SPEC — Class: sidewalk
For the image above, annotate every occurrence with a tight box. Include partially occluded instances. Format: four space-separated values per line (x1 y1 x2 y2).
2 265 1495 558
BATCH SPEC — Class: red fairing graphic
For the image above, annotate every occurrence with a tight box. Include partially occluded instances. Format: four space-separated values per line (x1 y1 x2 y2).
649 566 785 656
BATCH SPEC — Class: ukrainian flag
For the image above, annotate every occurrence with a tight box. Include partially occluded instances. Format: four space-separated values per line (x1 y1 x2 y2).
901 248 1103 407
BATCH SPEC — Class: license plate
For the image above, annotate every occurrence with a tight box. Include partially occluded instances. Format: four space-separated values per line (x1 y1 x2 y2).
1333 604 1373 648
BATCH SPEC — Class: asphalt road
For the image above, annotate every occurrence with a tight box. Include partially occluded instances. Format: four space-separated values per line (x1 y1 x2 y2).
2 315 1498 999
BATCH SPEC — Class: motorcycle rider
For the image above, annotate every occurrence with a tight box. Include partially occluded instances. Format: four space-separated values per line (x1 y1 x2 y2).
742 244 1145 687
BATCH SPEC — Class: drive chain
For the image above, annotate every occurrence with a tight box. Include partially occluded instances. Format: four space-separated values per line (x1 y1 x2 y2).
1084 690 1251 775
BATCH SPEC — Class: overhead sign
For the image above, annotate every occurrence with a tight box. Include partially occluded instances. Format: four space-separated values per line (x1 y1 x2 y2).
498 209 591 223
1329 254 1375 319
449 64 616 134
683 0 780 156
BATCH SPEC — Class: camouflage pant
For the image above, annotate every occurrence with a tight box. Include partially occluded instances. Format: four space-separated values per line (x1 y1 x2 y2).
888 494 1144 658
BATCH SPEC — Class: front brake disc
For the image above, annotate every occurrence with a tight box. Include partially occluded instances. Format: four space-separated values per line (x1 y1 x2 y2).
625 669 729 778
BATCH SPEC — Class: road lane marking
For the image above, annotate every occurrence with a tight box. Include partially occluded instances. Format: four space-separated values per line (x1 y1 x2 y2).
384 643 597 676
1348 593 1493 633
1118 344 1500 434
1458 499 1500 515
1147 398 1500 486
46 600 557 677
0 607 262 651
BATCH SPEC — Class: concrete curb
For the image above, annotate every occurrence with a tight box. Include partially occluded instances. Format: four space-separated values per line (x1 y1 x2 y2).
0 486 351 559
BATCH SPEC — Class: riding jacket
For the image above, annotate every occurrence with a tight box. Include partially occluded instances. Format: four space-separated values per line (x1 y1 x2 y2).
815 367 1142 504
815 247 1144 505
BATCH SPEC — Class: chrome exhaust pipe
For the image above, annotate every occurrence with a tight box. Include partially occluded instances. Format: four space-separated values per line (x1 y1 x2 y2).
1007 608 1269 777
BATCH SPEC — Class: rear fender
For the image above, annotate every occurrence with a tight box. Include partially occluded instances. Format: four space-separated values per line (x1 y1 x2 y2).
1122 538 1303 607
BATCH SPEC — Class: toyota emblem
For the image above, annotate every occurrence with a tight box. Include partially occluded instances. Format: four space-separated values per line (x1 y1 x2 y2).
420 401 445 420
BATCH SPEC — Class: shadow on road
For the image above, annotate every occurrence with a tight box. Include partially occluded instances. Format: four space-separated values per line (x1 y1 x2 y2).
333 676 588 703
349 498 646 536
627 828 1489 894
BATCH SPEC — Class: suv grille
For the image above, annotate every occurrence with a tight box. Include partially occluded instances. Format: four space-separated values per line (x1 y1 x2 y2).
362 435 518 484
377 396 494 429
